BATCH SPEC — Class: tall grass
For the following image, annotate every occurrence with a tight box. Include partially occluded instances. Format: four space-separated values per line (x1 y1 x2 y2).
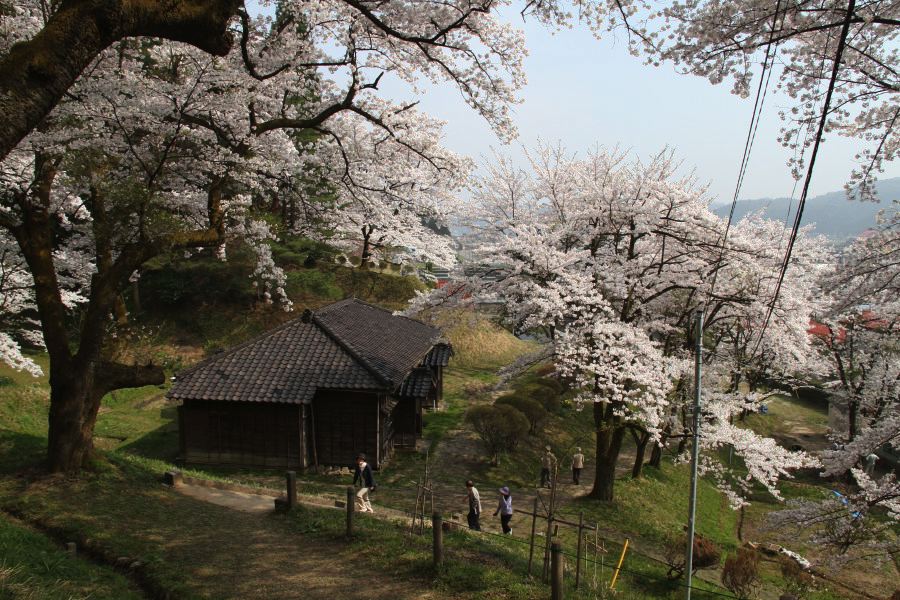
435 310 536 369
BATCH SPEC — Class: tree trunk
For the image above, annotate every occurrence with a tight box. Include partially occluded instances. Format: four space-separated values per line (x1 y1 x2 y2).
0 0 241 162
631 430 650 479
47 359 164 472
589 402 626 501
649 433 665 468
848 399 858 441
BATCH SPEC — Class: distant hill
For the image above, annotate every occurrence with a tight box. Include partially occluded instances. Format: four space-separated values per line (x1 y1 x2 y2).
713 177 899 243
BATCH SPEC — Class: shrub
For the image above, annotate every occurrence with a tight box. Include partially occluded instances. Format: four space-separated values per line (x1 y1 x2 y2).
721 547 760 599
494 395 548 434
779 555 815 599
532 364 556 377
462 381 491 400
664 533 721 580
534 377 564 395
516 383 562 413
465 404 530 465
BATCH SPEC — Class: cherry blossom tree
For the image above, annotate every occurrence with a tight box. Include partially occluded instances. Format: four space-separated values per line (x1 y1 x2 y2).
767 213 898 561
0 0 525 472
622 0 900 199
458 145 820 501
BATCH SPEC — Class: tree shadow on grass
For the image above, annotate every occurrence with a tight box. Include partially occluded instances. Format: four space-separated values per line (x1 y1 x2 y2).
116 406 179 462
0 430 46 474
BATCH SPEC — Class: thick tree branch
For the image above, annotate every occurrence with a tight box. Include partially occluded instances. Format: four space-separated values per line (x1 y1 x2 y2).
93 360 165 398
0 0 242 161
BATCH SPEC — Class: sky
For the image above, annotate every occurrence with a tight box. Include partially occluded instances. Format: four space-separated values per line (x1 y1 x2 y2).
251 2 898 206
375 11 899 206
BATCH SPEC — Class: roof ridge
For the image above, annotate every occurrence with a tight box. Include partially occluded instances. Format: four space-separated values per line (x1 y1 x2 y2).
169 316 305 382
310 312 393 388
320 297 441 335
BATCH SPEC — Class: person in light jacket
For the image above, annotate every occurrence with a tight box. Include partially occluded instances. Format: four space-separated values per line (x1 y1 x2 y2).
493 486 513 534
465 480 482 531
572 447 585 485
353 453 376 513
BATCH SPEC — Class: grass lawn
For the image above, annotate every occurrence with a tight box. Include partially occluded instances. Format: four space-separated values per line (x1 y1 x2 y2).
1 328 894 599
0 513 141 600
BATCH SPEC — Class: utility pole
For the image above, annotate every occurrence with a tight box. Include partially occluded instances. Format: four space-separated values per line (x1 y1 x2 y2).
685 310 703 599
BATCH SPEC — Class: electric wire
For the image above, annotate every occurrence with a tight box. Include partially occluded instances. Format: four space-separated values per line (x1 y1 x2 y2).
705 0 784 304
752 0 857 357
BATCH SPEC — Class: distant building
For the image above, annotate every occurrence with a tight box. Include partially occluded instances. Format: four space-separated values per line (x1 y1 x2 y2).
168 299 452 470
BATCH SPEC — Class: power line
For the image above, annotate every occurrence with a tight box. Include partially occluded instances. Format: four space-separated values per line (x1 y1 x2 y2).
753 0 857 356
706 0 783 303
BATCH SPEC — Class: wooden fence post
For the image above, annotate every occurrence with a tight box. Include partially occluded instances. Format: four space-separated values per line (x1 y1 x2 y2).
286 471 297 509
575 511 584 589
527 497 538 575
551 540 564 600
346 487 354 538
432 512 443 568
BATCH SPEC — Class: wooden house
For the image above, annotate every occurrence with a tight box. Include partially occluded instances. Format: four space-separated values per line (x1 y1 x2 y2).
168 299 452 470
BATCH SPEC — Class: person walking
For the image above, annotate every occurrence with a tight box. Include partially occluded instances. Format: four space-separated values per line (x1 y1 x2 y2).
465 480 482 531
352 453 376 513
572 447 585 485
493 486 513 534
865 452 878 476
540 446 556 488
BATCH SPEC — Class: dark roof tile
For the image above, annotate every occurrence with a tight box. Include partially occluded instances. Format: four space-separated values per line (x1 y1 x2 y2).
168 299 451 405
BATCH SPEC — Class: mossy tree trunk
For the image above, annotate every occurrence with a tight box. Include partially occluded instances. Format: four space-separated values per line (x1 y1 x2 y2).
0 0 241 162
3 160 225 472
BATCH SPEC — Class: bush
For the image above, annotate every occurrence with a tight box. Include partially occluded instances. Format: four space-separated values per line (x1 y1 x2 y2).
516 383 561 413
534 377 564 395
664 533 721 580
462 381 491 400
721 547 760 599
779 555 815 599
494 394 548 434
465 404 530 465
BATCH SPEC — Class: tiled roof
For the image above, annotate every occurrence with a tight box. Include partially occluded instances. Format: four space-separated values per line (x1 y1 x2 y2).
398 368 433 398
168 299 449 405
423 344 453 367
314 299 443 386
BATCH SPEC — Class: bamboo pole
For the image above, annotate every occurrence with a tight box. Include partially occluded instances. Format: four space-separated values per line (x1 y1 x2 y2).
610 538 629 590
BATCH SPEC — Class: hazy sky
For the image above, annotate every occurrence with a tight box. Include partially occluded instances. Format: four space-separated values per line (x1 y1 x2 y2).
376 11 899 206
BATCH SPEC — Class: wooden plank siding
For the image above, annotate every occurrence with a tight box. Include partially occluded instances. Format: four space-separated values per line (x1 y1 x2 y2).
181 400 302 469
313 390 385 468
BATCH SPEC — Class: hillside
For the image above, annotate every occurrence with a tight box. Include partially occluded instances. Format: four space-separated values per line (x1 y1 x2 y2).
712 177 899 243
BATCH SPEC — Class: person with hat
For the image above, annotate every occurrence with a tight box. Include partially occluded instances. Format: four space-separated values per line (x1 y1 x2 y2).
572 447 585 485
540 446 556 488
352 453 376 513
493 486 514 534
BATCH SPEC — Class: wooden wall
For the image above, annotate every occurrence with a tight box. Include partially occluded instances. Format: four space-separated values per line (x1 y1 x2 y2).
180 400 302 469
392 396 420 448
313 390 383 468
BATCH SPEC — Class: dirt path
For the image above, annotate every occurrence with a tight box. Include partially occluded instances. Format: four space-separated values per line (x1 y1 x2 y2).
167 483 434 599
177 484 274 513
